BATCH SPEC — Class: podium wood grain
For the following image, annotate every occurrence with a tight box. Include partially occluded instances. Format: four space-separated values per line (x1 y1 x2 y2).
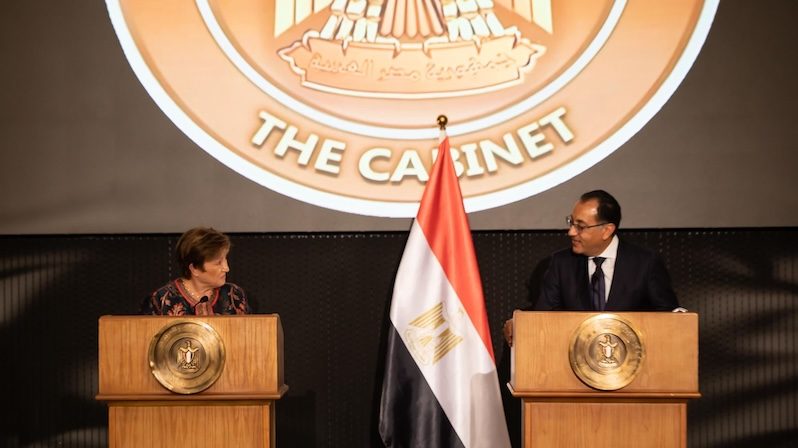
524 401 686 448
109 402 275 448
98 315 284 398
97 315 285 447
510 312 699 447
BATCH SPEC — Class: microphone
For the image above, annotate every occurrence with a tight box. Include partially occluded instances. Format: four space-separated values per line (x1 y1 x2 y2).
192 296 209 310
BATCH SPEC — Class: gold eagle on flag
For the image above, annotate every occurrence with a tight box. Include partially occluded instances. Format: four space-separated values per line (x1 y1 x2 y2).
277 0 551 98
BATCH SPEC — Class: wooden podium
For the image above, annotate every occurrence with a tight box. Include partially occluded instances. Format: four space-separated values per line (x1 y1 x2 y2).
509 312 699 448
97 315 287 447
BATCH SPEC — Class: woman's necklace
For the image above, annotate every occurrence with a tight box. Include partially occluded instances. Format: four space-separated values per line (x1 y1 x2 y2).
181 279 208 302
180 279 214 315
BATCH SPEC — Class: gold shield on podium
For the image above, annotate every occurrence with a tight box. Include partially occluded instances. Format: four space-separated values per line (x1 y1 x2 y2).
148 320 226 394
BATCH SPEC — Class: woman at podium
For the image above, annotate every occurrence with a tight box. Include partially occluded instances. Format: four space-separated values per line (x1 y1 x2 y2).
140 227 251 315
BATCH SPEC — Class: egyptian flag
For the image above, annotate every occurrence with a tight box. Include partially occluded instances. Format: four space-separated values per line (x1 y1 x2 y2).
379 133 511 448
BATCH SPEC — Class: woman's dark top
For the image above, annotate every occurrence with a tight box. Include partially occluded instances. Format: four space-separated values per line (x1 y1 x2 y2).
140 279 251 315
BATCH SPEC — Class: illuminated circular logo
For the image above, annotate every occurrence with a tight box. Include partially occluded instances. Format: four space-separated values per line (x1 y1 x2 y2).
107 0 718 217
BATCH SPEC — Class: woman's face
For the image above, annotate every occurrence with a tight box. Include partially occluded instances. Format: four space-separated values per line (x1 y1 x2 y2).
191 246 230 289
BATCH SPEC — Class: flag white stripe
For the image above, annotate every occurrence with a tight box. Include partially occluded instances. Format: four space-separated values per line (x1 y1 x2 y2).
390 221 509 448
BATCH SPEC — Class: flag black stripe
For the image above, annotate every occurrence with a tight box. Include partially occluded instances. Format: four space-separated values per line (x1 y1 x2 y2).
379 324 465 448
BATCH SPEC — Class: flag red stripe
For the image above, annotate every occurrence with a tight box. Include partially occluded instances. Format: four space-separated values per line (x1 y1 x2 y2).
416 137 495 361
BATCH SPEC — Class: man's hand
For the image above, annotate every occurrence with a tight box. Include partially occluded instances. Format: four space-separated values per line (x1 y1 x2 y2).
503 319 514 346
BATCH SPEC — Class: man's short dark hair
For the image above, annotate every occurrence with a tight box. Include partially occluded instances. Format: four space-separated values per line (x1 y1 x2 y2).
580 190 621 231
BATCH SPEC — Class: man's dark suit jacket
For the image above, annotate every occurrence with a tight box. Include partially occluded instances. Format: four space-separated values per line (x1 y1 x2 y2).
534 238 679 311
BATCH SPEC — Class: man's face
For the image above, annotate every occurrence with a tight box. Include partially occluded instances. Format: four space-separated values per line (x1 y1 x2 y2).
567 199 615 256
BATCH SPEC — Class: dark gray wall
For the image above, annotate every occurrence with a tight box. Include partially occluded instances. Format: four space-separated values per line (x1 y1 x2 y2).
1 1 797 233
1 229 796 447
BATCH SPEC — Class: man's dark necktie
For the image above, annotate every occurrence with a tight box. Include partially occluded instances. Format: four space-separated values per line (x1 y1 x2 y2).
591 257 606 311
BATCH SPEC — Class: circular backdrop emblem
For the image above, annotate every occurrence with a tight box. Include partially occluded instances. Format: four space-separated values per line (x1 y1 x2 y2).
569 314 644 391
106 0 718 217
148 320 226 394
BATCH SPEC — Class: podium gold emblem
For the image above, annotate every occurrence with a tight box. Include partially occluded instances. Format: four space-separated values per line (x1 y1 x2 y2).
569 314 644 391
148 320 226 394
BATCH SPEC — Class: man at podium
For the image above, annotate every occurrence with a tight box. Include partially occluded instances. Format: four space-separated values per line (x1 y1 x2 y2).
140 227 251 316
504 190 679 344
